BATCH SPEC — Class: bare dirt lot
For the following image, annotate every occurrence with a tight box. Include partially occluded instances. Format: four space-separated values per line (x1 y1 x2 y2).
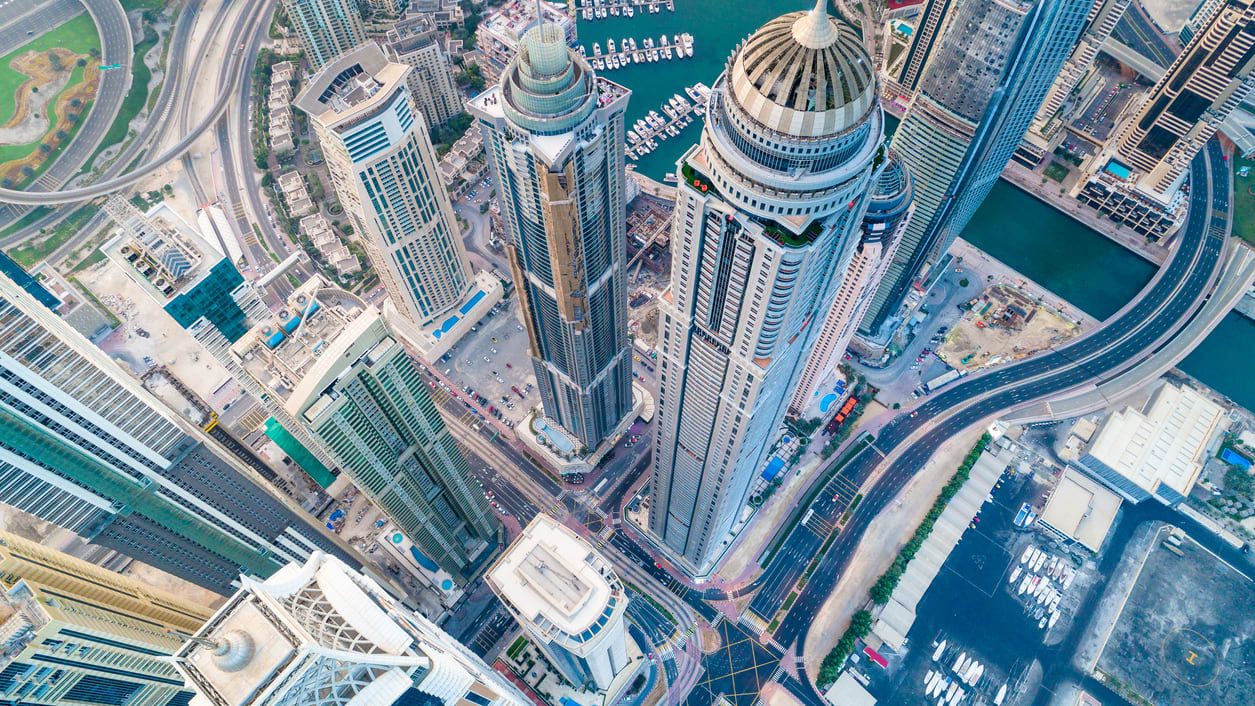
939 284 1080 373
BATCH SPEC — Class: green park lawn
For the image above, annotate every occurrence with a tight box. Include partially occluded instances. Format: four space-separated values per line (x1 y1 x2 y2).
0 64 89 165
0 13 100 124
1234 153 1255 246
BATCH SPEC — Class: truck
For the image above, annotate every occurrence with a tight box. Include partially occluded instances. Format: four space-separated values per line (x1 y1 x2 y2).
923 368 964 393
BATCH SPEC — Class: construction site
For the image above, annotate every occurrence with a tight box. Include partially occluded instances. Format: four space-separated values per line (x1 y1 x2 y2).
938 284 1082 373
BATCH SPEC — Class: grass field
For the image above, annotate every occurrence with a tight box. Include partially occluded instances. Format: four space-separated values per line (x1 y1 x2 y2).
0 13 100 123
0 63 89 166
6 204 99 267
1044 161 1071 183
1233 153 1255 246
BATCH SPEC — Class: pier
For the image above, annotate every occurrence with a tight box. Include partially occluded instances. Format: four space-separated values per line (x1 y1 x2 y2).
578 0 675 21
585 33 694 72
625 83 710 161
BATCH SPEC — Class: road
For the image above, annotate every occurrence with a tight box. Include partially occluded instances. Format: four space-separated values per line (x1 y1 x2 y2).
0 0 274 205
0 0 130 224
768 142 1230 682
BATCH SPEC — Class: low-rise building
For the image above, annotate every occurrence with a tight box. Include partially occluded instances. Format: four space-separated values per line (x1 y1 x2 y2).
1038 466 1122 552
1078 382 1226 505
300 213 360 275
277 170 315 217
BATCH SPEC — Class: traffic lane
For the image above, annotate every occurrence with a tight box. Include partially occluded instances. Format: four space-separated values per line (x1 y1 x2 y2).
0 0 81 54
771 150 1220 645
467 455 537 522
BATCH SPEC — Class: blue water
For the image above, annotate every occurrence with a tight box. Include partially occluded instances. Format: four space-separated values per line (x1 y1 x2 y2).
1221 447 1252 470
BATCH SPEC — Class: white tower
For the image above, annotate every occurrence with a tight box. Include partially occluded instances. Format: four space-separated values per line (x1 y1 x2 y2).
647 1 884 576
173 553 528 706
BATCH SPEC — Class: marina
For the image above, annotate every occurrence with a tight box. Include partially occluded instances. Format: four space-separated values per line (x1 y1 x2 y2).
624 83 709 161
584 32 694 71
577 0 675 21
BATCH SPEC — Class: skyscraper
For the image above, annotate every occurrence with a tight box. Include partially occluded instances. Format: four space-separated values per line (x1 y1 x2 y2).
297 44 474 328
647 3 884 575
469 23 634 450
173 553 529 706
232 276 497 581
894 0 955 93
1030 0 1132 139
383 14 464 129
0 532 210 705
1115 0 1255 197
487 514 631 693
861 0 1091 338
0 273 364 594
281 0 367 70
789 152 914 417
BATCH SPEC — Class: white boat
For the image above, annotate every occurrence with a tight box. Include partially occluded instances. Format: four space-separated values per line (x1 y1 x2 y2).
1017 575 1031 595
945 682 960 702
925 670 936 688
1063 570 1075 590
932 640 947 661
608 39 616 54
952 652 965 673
1032 552 1046 573
972 663 984 685
625 5 633 17
927 673 943 697
1020 546 1033 563
593 43 602 56
1009 566 1022 584
664 46 673 60
995 684 1008 706
1048 612 1060 628
660 34 669 46
1038 616 1048 629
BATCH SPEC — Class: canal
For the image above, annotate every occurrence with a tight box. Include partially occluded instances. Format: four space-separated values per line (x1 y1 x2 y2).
578 1 1254 413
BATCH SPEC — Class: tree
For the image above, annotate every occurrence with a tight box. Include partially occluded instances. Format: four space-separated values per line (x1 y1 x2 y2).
47 51 63 72
38 143 52 153
70 97 82 108
67 112 79 123
54 130 68 141
76 57 86 68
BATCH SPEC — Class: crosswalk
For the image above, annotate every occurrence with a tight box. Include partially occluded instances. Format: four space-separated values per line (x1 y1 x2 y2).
803 511 834 536
739 611 769 634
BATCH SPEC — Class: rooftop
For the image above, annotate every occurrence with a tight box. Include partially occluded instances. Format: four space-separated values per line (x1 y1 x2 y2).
294 43 410 125
103 202 222 305
487 514 624 646
1038 466 1121 552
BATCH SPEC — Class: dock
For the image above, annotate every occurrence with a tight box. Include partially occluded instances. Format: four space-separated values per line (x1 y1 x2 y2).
625 83 710 161
585 33 694 72
578 0 674 21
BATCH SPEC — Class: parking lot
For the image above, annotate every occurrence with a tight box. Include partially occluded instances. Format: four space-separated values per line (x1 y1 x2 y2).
440 297 537 428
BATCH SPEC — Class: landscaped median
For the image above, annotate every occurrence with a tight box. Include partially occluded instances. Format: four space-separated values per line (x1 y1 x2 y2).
815 432 994 687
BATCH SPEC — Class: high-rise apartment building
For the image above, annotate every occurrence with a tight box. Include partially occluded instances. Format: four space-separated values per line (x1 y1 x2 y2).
894 0 954 92
789 152 914 417
647 4 885 575
861 0 1091 338
297 44 474 328
469 23 634 450
383 14 463 129
475 1 577 84
487 514 630 693
0 273 364 594
1030 0 1132 139
0 532 210 705
1182 0 1226 43
1116 0 1255 197
173 553 529 706
282 0 367 70
231 277 497 581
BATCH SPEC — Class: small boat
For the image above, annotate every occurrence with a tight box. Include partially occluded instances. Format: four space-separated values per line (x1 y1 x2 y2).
1032 552 1046 573
995 684 1008 706
952 652 965 673
593 42 602 56
1048 612 1060 628
1017 575 1031 595
1008 566 1022 584
1038 616 1048 629
608 39 616 54
932 640 947 661
1020 546 1033 564
925 669 936 688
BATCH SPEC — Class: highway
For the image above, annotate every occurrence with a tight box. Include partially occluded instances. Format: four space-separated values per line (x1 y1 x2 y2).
769 142 1230 682
0 0 130 224
0 0 275 205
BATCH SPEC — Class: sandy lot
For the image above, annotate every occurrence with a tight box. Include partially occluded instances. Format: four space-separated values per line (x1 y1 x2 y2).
939 284 1080 373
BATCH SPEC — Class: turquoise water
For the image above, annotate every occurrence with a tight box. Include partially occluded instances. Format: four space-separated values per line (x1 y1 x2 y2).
578 0 808 181
583 4 1255 412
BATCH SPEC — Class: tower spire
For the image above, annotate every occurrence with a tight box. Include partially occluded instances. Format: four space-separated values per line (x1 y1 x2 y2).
794 0 838 49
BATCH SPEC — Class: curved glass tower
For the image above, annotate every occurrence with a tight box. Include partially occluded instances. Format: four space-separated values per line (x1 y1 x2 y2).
647 2 885 575
469 24 634 450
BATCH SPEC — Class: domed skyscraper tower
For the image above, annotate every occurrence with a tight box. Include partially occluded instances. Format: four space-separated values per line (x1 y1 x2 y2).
647 1 886 576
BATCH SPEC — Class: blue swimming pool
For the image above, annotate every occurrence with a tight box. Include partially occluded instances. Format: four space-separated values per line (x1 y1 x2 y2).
820 393 838 413
1220 447 1252 470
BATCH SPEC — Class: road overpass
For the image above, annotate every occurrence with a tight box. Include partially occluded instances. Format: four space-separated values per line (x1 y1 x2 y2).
0 0 131 223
